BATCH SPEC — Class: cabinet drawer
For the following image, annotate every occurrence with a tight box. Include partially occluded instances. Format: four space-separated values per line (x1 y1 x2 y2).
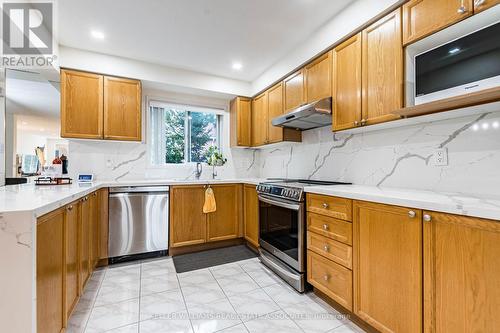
307 251 352 311
307 212 352 245
307 194 352 221
307 232 352 269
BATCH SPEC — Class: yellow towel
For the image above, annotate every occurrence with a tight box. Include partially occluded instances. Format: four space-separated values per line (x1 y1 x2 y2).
203 187 217 213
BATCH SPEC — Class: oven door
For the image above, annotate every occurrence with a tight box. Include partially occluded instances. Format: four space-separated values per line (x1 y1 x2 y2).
258 194 305 272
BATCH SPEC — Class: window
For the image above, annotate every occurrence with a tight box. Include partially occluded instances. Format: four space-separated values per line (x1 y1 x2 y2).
149 102 223 164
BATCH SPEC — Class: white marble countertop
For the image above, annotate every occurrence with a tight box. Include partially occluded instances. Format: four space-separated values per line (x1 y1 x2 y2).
305 185 500 221
0 178 263 217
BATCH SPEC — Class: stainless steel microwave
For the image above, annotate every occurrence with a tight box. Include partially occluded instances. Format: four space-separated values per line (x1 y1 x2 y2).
406 5 500 105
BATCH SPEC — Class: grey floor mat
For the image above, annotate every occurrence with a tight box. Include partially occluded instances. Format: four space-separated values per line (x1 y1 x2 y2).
172 245 258 273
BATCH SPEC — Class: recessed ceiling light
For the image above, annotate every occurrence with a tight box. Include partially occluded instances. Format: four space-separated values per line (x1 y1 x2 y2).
232 62 243 70
482 122 489 130
472 124 479 131
493 121 499 129
91 30 105 40
448 47 460 54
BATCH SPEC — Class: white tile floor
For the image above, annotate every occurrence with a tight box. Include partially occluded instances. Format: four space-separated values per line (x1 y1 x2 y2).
67 257 366 333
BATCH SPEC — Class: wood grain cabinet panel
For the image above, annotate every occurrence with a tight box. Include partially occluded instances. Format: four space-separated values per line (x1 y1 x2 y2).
89 191 100 268
61 69 103 139
403 0 474 45
307 232 352 269
283 69 305 112
170 186 207 247
267 82 284 144
305 51 332 103
37 208 65 333
230 97 252 147
64 201 80 321
473 0 500 12
207 184 242 242
354 201 422 333
306 194 352 221
79 195 91 291
103 76 142 141
332 33 362 131
251 92 269 146
98 188 109 260
243 184 259 248
307 212 352 245
362 9 403 127
423 211 500 333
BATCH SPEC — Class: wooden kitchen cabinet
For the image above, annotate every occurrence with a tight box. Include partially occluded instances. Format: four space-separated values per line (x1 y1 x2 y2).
332 33 362 131
423 211 500 333
207 184 242 242
283 69 305 112
403 0 474 45
353 201 422 333
98 188 109 260
61 69 104 139
361 9 403 127
37 208 65 333
243 184 259 248
474 0 500 12
230 97 252 147
79 195 91 291
65 201 80 321
305 51 332 103
103 76 142 141
251 92 268 146
89 191 100 268
267 82 285 144
170 185 207 247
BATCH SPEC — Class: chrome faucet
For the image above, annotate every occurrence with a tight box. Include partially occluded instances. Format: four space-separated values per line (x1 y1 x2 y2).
195 162 203 179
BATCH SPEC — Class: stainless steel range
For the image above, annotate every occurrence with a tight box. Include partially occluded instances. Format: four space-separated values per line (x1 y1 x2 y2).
256 179 350 292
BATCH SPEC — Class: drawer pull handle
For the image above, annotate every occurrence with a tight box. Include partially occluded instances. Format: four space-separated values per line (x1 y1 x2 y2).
323 245 329 252
323 274 330 281
67 205 73 211
322 203 329 209
423 214 432 222
322 224 329 230
408 210 416 218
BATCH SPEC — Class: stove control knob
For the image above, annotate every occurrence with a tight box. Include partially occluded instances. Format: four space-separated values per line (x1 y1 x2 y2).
294 192 300 199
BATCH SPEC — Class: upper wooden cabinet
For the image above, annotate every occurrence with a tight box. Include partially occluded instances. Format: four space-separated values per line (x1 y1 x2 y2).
251 92 269 146
243 184 259 248
207 184 242 242
354 201 422 333
230 97 252 147
305 51 332 103
332 33 362 131
267 82 285 144
423 211 500 333
403 0 474 45
61 69 142 141
61 69 104 139
283 69 305 112
474 0 500 12
361 9 403 126
103 76 142 141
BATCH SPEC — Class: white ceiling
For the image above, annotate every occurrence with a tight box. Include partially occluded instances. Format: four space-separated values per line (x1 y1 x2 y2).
57 0 353 82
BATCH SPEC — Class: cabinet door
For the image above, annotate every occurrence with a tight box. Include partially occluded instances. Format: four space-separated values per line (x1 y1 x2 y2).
283 70 305 112
98 188 109 260
362 9 403 126
230 97 252 147
61 69 103 139
305 51 332 103
37 208 65 333
103 76 142 141
267 83 284 144
65 201 80 320
79 196 91 291
89 191 99 268
251 92 268 146
474 0 500 12
332 33 362 131
170 186 207 247
403 0 473 45
207 184 242 242
423 211 500 333
354 201 422 333
243 184 259 247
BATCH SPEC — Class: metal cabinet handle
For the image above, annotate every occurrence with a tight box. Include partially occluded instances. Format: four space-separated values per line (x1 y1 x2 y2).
323 245 329 252
354 120 359 126
457 0 467 13
323 274 330 281
408 210 416 218
423 214 432 222
322 203 329 209
322 224 329 231
67 205 73 211
474 0 485 5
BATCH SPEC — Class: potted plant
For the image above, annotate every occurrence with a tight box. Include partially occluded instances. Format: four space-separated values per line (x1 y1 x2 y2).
206 146 227 179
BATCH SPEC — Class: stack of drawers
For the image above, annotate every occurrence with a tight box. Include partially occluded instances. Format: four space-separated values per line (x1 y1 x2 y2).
306 193 353 310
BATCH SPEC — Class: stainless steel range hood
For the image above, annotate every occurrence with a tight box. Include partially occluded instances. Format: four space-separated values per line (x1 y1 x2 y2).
272 97 332 130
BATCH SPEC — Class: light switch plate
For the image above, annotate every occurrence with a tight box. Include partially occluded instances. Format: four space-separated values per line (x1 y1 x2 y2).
433 148 448 166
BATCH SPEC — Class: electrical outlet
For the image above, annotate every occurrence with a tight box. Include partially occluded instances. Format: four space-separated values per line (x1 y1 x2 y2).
433 148 448 166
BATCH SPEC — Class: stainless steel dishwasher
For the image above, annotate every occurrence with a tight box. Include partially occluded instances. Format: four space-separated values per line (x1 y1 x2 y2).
108 186 169 261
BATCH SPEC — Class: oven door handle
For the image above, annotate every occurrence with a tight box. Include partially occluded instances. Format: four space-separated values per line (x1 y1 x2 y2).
258 195 301 211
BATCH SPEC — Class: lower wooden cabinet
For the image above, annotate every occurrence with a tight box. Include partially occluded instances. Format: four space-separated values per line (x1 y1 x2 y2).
170 184 242 248
79 195 91 291
353 201 422 333
37 208 65 333
90 191 100 268
423 211 500 333
243 184 259 247
65 201 80 320
98 188 109 260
